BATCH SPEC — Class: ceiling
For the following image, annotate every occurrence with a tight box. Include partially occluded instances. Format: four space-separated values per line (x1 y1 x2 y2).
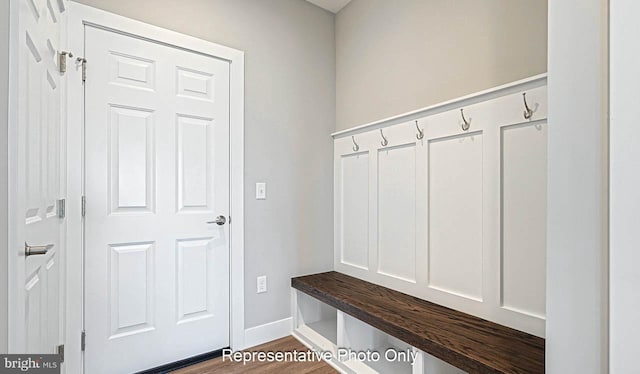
305 0 352 14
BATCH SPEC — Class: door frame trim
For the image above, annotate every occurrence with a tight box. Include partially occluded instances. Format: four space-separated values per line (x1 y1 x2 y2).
66 3 245 373
6 0 21 352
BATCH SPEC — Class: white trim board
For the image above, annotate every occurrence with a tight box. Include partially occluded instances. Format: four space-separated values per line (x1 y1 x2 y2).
6 0 17 352
243 318 293 350
65 3 245 372
4 0 17 354
332 73 547 138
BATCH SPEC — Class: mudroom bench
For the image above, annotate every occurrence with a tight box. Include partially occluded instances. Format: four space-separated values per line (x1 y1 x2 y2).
291 271 544 374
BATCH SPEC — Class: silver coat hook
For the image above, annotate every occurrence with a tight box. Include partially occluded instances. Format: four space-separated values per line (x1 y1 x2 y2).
379 129 388 147
351 136 359 152
460 109 470 131
415 120 424 140
523 92 533 120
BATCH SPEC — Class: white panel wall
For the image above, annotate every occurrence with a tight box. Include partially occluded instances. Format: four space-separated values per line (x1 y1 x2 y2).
501 123 547 318
377 144 417 282
428 132 483 301
339 153 369 269
334 80 548 337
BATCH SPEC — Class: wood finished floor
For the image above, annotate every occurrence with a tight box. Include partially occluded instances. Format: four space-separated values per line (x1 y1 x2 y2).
171 336 337 374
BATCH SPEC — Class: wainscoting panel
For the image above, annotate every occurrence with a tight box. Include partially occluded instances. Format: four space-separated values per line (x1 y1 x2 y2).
500 121 547 319
428 132 484 301
377 143 417 283
339 152 370 270
333 76 548 338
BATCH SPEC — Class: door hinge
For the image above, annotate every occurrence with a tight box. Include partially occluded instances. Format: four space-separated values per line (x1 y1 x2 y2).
57 198 66 218
77 57 87 83
59 51 73 74
81 196 86 217
81 331 86 351
57 344 65 362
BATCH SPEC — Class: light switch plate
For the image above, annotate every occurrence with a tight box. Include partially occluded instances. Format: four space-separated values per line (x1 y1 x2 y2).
257 275 267 293
256 182 266 200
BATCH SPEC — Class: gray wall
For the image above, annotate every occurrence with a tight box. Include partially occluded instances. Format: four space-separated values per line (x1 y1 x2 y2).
1 0 9 354
73 0 336 329
547 0 608 372
335 0 548 131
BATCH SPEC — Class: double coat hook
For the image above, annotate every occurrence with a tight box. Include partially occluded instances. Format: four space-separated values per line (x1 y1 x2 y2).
379 129 388 147
460 109 470 131
415 121 424 140
523 92 534 120
351 136 359 152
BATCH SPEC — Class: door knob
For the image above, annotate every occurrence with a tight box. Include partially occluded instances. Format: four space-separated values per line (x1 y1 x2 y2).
207 216 226 226
25 242 54 257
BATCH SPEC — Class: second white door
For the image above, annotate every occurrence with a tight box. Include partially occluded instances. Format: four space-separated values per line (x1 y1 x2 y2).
84 25 230 373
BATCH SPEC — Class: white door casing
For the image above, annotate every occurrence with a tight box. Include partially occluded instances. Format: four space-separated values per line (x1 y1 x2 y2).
83 25 230 373
8 0 67 356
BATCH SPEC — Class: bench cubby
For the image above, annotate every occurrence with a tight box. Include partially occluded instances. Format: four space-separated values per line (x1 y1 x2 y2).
292 271 544 374
293 289 338 353
338 311 414 374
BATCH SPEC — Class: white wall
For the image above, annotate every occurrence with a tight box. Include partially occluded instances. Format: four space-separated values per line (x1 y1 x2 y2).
610 1 639 372
335 0 548 131
0 0 9 354
73 0 336 330
546 0 608 372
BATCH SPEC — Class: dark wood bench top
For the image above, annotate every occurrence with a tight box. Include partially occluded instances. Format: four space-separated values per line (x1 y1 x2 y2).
292 271 544 374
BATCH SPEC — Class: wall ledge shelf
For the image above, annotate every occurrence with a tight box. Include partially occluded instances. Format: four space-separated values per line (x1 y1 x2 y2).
292 271 545 374
331 73 547 139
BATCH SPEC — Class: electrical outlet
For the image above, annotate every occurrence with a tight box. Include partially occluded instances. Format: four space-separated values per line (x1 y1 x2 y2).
256 182 266 200
257 275 267 293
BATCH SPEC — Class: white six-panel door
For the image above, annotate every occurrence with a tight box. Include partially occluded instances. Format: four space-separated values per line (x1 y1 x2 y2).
11 0 66 356
83 26 230 373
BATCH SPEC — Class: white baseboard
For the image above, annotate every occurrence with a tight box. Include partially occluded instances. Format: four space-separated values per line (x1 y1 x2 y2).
243 317 292 349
